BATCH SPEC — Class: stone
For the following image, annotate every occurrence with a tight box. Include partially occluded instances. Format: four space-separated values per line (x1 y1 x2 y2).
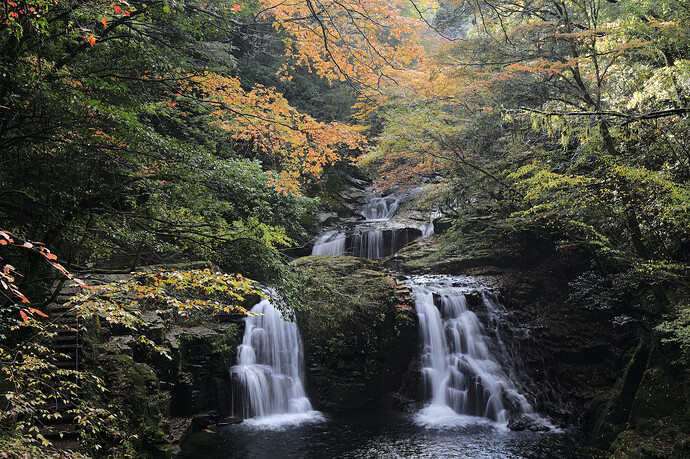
292 256 418 411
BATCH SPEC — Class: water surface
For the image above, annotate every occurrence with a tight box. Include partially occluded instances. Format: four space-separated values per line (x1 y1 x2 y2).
178 411 588 459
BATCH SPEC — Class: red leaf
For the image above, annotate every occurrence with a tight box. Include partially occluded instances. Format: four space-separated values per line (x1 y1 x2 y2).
102 17 107 27
72 278 89 288
44 253 58 261
29 307 48 318
19 311 28 322
113 5 121 14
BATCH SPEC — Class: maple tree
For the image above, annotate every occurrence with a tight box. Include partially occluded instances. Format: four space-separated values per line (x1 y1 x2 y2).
254 0 428 87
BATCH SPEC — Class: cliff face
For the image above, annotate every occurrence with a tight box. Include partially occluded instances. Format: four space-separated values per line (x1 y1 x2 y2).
292 256 418 411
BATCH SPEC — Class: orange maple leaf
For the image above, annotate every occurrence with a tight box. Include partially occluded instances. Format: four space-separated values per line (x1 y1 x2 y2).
232 4 241 12
29 307 48 318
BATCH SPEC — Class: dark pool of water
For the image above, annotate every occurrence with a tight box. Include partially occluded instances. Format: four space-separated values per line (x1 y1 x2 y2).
177 410 592 459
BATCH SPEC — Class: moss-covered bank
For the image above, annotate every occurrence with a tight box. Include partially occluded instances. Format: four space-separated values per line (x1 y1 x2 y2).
292 256 417 411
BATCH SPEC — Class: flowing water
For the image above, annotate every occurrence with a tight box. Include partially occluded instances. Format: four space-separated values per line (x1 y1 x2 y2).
230 298 323 426
409 275 547 429
311 229 347 256
178 411 587 458
213 191 583 457
311 191 422 258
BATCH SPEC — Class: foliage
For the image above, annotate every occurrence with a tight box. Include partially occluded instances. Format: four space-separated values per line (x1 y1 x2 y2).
67 269 262 323
363 0 690 356
655 303 690 361
1 0 432 454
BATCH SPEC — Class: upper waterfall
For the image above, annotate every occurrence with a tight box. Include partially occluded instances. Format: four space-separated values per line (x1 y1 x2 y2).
311 190 426 258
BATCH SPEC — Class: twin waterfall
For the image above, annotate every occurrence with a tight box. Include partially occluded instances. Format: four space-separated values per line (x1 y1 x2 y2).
410 276 535 427
231 190 542 429
230 299 321 425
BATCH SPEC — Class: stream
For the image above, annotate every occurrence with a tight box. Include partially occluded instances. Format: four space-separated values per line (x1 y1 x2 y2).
180 189 585 457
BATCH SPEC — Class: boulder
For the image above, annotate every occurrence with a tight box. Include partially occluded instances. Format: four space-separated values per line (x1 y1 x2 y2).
292 256 417 411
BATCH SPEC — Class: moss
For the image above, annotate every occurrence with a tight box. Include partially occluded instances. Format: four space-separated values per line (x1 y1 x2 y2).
292 256 417 411
209 324 240 357
630 368 684 433
591 339 651 445
604 342 690 458
390 214 556 274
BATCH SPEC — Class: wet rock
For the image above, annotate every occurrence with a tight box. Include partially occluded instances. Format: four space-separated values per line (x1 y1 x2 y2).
508 414 552 432
292 256 418 411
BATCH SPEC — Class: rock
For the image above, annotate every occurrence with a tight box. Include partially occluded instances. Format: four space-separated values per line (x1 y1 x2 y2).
339 188 367 203
508 414 552 432
292 256 418 411
316 211 340 226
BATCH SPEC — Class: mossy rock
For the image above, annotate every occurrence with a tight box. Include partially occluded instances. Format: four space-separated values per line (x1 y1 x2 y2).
630 367 684 434
292 256 417 411
388 215 557 274
591 340 651 445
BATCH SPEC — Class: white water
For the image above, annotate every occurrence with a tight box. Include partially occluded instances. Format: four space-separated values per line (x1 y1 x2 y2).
360 194 403 221
312 193 408 258
311 229 347 256
231 299 323 426
410 276 536 428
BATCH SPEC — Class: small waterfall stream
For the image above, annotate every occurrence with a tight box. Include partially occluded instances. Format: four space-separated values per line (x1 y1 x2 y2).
308 189 549 429
231 298 323 426
311 191 422 258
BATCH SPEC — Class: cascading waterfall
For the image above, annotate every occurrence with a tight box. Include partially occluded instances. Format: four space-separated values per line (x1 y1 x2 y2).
231 298 322 426
410 276 537 428
311 229 347 256
308 188 552 431
311 192 413 258
360 194 402 221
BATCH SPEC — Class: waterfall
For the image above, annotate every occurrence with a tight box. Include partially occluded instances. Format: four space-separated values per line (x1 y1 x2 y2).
311 229 347 256
410 276 536 428
360 194 403 221
311 190 431 259
231 298 322 426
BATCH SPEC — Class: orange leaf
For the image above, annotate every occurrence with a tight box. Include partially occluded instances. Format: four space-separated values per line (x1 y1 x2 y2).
102 17 107 27
44 253 58 261
29 307 48 318
20 311 28 322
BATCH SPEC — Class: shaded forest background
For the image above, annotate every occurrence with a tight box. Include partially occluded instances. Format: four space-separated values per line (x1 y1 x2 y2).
1 0 690 456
